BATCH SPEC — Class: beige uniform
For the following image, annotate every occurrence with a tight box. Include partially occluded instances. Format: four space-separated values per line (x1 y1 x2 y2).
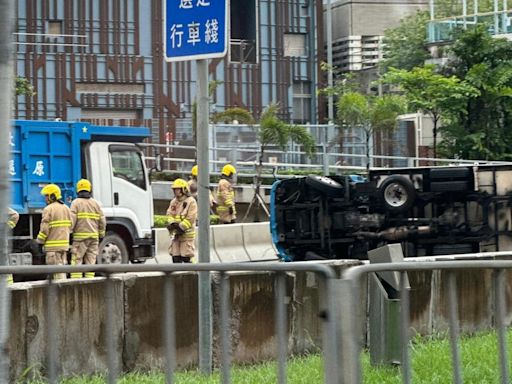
188 178 216 208
216 178 236 223
70 196 106 278
166 195 197 260
6 208 19 284
37 201 73 279
7 207 19 229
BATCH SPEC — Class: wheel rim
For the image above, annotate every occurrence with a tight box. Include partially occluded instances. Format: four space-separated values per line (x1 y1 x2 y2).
384 182 408 208
100 242 123 264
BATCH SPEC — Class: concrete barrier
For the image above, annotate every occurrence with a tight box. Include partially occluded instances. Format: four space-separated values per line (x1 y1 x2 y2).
241 222 278 261
154 228 221 263
9 279 124 381
8 257 512 379
211 224 250 262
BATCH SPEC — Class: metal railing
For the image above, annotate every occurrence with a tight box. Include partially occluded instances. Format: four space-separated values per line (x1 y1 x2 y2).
1 262 338 384
341 259 512 384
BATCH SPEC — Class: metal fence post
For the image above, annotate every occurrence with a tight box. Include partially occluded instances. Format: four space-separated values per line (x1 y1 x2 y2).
0 0 14 382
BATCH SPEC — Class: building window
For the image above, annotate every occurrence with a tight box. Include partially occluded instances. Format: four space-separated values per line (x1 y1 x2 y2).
292 81 311 124
284 33 307 57
46 20 63 36
230 0 257 63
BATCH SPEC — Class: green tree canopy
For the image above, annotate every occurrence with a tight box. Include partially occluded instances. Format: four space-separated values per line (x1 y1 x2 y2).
337 92 406 168
258 103 315 158
439 26 512 160
382 65 478 157
381 11 431 72
16 76 35 96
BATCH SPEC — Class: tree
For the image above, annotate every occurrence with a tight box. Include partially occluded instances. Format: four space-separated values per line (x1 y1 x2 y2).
337 92 406 169
439 26 512 160
382 65 478 158
243 103 316 222
211 107 254 124
380 11 431 72
15 76 35 96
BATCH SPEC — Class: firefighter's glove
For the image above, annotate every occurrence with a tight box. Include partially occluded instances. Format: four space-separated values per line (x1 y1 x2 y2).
166 222 178 234
174 225 185 235
229 206 234 215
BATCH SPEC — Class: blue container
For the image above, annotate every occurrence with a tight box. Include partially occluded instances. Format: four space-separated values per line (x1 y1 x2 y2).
10 120 150 213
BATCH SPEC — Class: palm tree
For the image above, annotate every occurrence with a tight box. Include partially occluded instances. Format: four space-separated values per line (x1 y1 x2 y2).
243 103 316 222
337 92 405 170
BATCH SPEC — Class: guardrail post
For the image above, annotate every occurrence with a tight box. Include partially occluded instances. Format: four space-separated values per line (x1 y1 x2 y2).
335 279 360 384
323 143 329 176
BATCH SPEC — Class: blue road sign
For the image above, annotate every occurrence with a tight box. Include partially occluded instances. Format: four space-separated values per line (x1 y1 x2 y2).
164 0 228 62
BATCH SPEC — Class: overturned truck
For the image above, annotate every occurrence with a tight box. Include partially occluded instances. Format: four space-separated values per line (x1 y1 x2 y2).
270 165 512 261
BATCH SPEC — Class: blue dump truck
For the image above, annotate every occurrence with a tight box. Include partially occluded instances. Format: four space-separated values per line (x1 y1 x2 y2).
270 165 512 261
10 120 154 267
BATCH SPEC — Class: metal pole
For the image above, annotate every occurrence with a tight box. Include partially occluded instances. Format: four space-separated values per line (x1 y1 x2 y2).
0 0 14 382
196 58 212 375
326 0 334 123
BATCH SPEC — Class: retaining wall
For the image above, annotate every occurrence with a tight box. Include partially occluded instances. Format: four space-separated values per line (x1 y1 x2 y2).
8 256 512 381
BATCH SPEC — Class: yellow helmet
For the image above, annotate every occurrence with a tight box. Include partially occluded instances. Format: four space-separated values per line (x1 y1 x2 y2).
191 165 198 177
76 179 92 193
172 178 189 192
222 164 236 177
41 184 62 200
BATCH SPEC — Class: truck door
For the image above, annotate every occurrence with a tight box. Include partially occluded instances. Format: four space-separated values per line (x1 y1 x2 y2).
109 145 153 238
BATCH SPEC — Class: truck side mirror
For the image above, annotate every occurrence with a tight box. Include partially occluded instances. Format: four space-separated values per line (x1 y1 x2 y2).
155 153 164 172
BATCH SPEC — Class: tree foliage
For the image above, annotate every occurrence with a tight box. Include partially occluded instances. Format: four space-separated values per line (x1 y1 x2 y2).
259 103 315 158
211 107 254 124
382 65 478 157
337 92 406 168
439 26 512 160
16 76 35 96
381 11 431 72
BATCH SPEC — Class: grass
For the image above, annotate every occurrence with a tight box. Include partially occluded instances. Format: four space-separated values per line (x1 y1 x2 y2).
25 331 512 383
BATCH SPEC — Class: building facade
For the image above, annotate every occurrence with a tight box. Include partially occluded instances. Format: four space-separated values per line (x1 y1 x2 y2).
14 0 326 143
326 0 428 72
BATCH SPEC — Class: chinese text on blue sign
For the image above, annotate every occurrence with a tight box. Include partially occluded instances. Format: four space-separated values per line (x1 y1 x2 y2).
165 0 228 62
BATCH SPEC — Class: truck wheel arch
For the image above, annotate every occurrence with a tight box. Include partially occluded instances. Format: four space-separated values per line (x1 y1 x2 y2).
104 218 138 260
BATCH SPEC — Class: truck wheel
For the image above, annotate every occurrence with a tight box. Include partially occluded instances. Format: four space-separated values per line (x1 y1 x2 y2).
379 175 416 214
305 175 343 196
98 233 129 264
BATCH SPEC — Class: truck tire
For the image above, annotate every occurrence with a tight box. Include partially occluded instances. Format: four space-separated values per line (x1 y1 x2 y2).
379 175 416 214
305 175 343 196
98 232 129 264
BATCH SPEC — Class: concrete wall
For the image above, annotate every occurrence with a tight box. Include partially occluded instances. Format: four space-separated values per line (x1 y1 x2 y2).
7 262 358 381
8 257 512 381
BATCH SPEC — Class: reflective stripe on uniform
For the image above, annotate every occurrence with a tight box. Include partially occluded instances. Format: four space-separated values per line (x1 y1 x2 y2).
77 212 101 220
73 232 99 240
37 232 47 240
45 240 69 247
49 220 72 228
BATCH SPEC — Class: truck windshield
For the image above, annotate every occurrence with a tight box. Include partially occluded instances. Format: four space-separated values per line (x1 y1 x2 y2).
111 149 146 190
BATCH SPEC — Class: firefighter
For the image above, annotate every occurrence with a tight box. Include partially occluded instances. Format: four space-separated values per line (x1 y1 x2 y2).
36 184 73 280
7 207 19 231
70 179 106 278
216 164 237 224
166 178 197 263
6 207 19 284
189 165 216 209
188 165 199 199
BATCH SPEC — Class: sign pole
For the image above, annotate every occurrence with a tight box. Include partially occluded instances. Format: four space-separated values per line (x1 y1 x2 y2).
164 0 227 375
196 59 212 374
0 0 13 381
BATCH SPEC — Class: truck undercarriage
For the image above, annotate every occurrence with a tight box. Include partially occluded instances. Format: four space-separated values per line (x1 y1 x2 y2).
271 165 512 261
